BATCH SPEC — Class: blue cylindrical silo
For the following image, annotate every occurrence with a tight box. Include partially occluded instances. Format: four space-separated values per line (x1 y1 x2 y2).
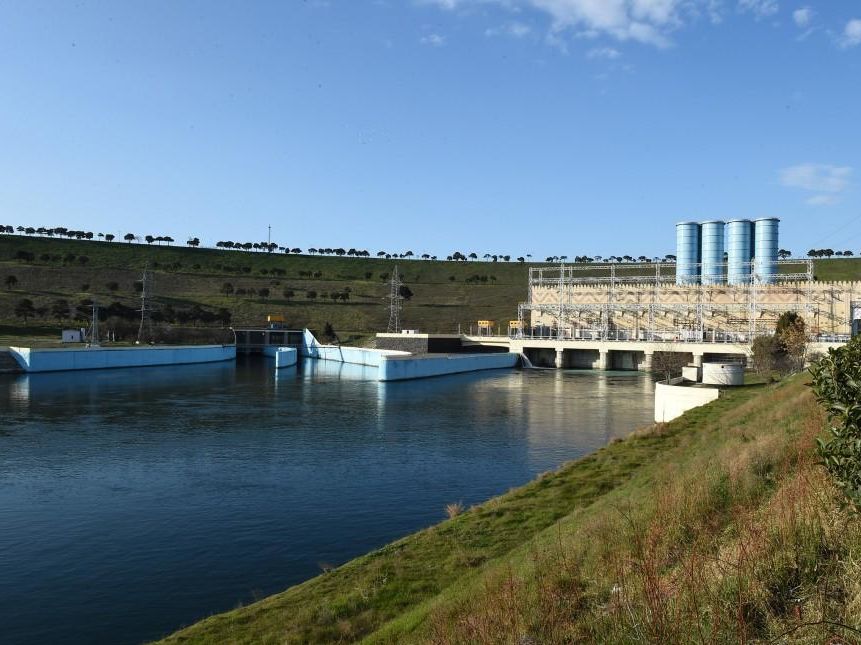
727 219 753 285
700 220 726 285
675 222 701 285
753 217 780 284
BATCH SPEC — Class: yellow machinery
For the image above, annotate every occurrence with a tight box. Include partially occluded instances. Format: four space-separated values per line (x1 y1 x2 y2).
477 320 495 336
267 314 286 329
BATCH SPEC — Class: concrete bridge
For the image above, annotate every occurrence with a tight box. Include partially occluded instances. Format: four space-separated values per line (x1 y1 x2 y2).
461 335 845 371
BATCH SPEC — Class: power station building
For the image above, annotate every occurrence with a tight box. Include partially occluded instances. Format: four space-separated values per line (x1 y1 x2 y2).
517 219 860 345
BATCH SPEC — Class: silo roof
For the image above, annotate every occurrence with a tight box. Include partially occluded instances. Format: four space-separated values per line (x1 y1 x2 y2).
675 221 700 226
700 220 726 225
753 217 781 222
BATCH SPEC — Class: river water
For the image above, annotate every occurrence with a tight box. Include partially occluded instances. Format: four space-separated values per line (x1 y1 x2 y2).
0 359 655 644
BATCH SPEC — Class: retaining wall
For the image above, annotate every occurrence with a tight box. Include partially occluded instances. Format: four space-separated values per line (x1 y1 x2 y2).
9 345 236 373
654 380 720 423
274 347 298 369
378 352 519 381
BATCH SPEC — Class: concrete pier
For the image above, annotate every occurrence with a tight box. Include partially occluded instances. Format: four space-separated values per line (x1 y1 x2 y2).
463 335 847 372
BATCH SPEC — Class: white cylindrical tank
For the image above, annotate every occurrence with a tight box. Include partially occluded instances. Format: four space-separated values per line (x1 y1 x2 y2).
702 362 744 386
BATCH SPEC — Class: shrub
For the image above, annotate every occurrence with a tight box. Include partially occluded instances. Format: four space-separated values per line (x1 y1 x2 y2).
445 502 464 519
810 336 861 512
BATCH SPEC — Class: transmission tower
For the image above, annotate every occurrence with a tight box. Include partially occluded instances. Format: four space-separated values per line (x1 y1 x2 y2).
387 265 402 333
137 263 154 344
88 299 101 347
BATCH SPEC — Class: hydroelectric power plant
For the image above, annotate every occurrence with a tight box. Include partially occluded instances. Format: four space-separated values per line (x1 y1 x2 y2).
435 218 861 371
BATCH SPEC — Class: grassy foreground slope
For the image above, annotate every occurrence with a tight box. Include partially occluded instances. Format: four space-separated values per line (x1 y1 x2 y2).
158 374 861 644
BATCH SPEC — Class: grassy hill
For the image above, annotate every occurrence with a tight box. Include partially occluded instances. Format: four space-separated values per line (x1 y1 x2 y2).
156 374 861 643
1 234 859 345
0 235 532 343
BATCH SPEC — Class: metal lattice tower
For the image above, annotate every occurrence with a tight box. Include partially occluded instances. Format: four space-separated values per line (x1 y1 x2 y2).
387 265 402 333
137 264 154 343
89 299 101 347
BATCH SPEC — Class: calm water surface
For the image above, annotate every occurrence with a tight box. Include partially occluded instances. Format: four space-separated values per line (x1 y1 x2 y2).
0 359 654 644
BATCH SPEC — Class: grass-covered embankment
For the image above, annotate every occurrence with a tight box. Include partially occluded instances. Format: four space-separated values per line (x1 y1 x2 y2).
159 373 861 644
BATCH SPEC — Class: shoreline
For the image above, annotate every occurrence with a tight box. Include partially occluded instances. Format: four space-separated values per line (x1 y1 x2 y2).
156 376 777 644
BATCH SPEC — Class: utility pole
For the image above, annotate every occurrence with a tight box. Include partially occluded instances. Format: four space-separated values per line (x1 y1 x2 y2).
268 225 271 246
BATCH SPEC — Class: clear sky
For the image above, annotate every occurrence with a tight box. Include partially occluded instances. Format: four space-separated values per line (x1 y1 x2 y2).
0 1 859 259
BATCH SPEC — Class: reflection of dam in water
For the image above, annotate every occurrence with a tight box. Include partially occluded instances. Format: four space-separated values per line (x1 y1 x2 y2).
1 358 654 645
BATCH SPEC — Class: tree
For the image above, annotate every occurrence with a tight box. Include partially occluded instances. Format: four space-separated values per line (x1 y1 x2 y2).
105 234 115 242
398 285 414 301
145 235 155 245
124 233 135 243
220 282 234 296
777 248 792 260
51 299 70 320
323 322 337 343
780 322 808 373
4 275 17 289
258 287 270 300
751 335 779 379
306 290 317 300
651 349 688 383
187 237 200 247
14 298 36 322
283 288 295 301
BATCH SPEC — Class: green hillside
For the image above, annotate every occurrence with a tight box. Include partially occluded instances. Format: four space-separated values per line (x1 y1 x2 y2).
1 234 859 346
0 235 530 344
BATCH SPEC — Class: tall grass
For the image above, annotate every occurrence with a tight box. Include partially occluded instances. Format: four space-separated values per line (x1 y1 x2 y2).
426 384 861 644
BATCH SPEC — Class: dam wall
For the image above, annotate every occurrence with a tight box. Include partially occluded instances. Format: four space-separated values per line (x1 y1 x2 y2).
378 352 519 382
273 347 298 369
302 329 518 381
9 345 236 373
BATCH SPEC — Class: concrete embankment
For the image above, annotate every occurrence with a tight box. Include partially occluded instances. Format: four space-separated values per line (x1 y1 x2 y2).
8 345 236 373
378 352 519 381
300 329 518 381
654 377 721 422
262 346 298 369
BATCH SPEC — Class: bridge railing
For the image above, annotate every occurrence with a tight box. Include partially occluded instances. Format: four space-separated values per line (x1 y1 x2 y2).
488 329 850 345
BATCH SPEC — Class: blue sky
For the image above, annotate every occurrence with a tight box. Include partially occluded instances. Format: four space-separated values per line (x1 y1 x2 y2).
0 0 859 259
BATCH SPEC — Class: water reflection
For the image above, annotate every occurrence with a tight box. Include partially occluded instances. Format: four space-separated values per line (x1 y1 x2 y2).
0 362 237 415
